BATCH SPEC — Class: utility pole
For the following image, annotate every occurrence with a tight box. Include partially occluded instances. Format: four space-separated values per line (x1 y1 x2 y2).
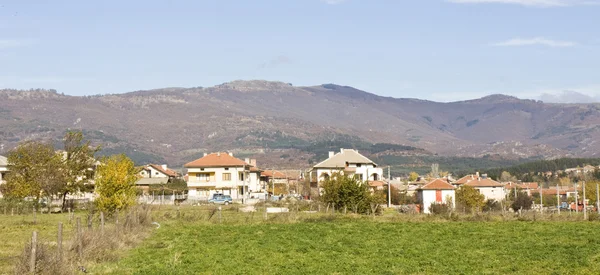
575 183 579 213
596 183 599 218
387 166 391 208
540 186 543 213
557 183 560 215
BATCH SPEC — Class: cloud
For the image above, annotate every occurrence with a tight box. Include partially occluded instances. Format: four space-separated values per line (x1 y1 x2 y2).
491 37 576 47
0 39 35 49
538 90 600 103
447 0 600 7
321 0 348 4
258 55 292 69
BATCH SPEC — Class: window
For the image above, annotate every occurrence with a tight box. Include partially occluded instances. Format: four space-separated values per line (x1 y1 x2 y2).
222 173 231 181
225 167 229 171
357 164 362 167
196 173 209 181
239 172 244 181
155 172 159 175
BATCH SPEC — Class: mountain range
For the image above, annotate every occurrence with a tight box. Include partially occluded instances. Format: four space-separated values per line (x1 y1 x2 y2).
1 80 599 169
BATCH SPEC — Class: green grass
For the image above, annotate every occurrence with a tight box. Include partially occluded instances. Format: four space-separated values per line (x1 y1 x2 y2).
93 212 600 274
0 211 85 274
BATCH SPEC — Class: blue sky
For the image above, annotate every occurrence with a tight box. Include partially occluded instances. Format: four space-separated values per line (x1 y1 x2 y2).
1 0 599 102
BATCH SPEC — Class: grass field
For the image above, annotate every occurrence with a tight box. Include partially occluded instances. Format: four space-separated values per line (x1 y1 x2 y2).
90 210 600 275
0 211 85 274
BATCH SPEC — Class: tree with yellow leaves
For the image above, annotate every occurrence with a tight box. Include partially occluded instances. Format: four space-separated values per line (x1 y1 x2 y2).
94 154 139 214
408 172 419 182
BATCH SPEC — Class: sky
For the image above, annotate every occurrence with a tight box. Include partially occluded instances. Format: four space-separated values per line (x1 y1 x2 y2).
0 0 599 102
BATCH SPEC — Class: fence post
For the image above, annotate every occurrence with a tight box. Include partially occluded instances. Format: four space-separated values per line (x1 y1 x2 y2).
57 222 63 262
11 208 14 216
218 206 222 224
100 212 105 234
76 217 82 259
30 231 37 273
68 208 73 224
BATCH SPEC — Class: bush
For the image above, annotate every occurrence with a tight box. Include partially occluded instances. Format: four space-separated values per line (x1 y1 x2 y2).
320 172 384 215
511 192 533 212
429 203 451 215
483 200 502 212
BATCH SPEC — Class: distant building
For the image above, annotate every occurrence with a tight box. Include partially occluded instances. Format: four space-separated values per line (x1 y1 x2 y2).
0 155 7 184
136 164 180 194
453 172 505 201
185 152 261 201
310 148 383 185
417 179 456 214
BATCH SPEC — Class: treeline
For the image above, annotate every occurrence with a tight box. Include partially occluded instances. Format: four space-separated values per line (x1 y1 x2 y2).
378 155 534 176
482 158 600 181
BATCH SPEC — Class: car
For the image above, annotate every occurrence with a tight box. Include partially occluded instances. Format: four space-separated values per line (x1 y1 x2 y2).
209 195 233 205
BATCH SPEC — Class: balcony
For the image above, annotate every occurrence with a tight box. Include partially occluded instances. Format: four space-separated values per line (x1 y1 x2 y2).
187 180 239 189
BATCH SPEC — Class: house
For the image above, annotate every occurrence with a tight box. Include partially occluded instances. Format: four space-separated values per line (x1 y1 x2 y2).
503 182 539 196
453 172 505 201
184 152 261 201
260 170 292 195
139 164 179 179
310 148 383 184
417 179 456 214
0 155 7 184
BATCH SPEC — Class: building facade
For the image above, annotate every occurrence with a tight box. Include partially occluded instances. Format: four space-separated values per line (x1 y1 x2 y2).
310 148 383 184
417 179 456 214
185 152 261 201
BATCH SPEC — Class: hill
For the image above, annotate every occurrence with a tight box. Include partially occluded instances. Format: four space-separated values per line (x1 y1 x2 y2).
1 81 600 168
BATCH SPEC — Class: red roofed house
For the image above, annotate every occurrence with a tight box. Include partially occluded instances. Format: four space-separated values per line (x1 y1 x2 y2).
454 172 505 201
185 152 261 201
136 164 181 194
417 179 456 214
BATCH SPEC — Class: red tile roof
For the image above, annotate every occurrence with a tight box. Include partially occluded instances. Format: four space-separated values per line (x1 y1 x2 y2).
368 180 386 187
420 179 455 190
184 152 248 168
261 170 288 179
454 175 477 184
503 182 539 190
148 164 178 177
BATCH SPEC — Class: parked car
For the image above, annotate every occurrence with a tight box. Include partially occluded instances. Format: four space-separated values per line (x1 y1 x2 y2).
209 195 233 205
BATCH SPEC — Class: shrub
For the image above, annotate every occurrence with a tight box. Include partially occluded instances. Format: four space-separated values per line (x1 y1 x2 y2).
429 203 451 215
511 191 533 212
483 200 502 212
320 172 384 215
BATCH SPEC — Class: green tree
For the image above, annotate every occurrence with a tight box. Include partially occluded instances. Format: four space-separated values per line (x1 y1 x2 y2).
511 191 533 211
499 171 517 182
455 185 485 213
61 131 100 210
321 172 383 214
408 172 419 182
94 154 139 214
0 141 64 207
584 181 599 206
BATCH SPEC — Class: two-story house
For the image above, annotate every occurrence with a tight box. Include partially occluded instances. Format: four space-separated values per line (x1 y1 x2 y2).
136 164 180 194
454 173 505 201
185 152 261 201
310 148 383 185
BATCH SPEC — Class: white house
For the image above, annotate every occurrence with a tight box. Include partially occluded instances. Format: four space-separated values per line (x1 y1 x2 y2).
455 173 505 202
417 179 456 214
185 152 261 201
0 155 7 183
139 164 179 179
310 148 383 184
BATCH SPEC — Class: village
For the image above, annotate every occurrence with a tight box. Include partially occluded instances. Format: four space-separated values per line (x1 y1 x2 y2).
4 147 597 215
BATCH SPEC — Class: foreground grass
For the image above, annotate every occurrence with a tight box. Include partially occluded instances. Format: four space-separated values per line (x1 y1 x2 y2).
94 211 600 274
0 212 84 274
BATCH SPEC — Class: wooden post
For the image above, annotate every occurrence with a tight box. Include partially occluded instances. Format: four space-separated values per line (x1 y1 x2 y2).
68 208 73 224
11 208 14 216
30 231 37 273
76 217 82 259
218 206 222 224
57 222 63 262
583 182 587 220
100 212 105 234
87 213 92 230
115 209 120 235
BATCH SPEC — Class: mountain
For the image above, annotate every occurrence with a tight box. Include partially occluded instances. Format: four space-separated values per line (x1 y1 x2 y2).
1 81 600 168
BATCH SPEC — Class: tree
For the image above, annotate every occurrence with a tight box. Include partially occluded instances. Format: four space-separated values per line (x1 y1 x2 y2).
61 131 100 210
584 181 599 206
500 171 517 182
511 191 532 211
559 177 571 187
94 154 139 214
455 185 485 213
0 141 64 207
320 172 384 214
408 172 419 182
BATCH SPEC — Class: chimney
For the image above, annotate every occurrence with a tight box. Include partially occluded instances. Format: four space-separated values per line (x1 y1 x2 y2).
245 158 250 164
228 152 233 156
250 159 257 167
340 148 344 153
329 151 335 158
476 171 480 178
161 164 167 171
203 153 207 157
217 152 220 157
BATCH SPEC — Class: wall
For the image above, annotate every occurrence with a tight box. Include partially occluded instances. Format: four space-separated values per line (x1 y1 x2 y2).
420 189 455 214
187 167 261 200
476 186 506 201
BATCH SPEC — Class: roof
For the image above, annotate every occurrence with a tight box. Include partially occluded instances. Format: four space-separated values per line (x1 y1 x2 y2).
261 170 288 179
464 178 503 188
454 174 477 184
147 164 178 177
184 152 248 168
313 149 377 168
136 178 169 186
368 180 386 187
419 179 455 190
0 155 7 167
503 182 539 190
